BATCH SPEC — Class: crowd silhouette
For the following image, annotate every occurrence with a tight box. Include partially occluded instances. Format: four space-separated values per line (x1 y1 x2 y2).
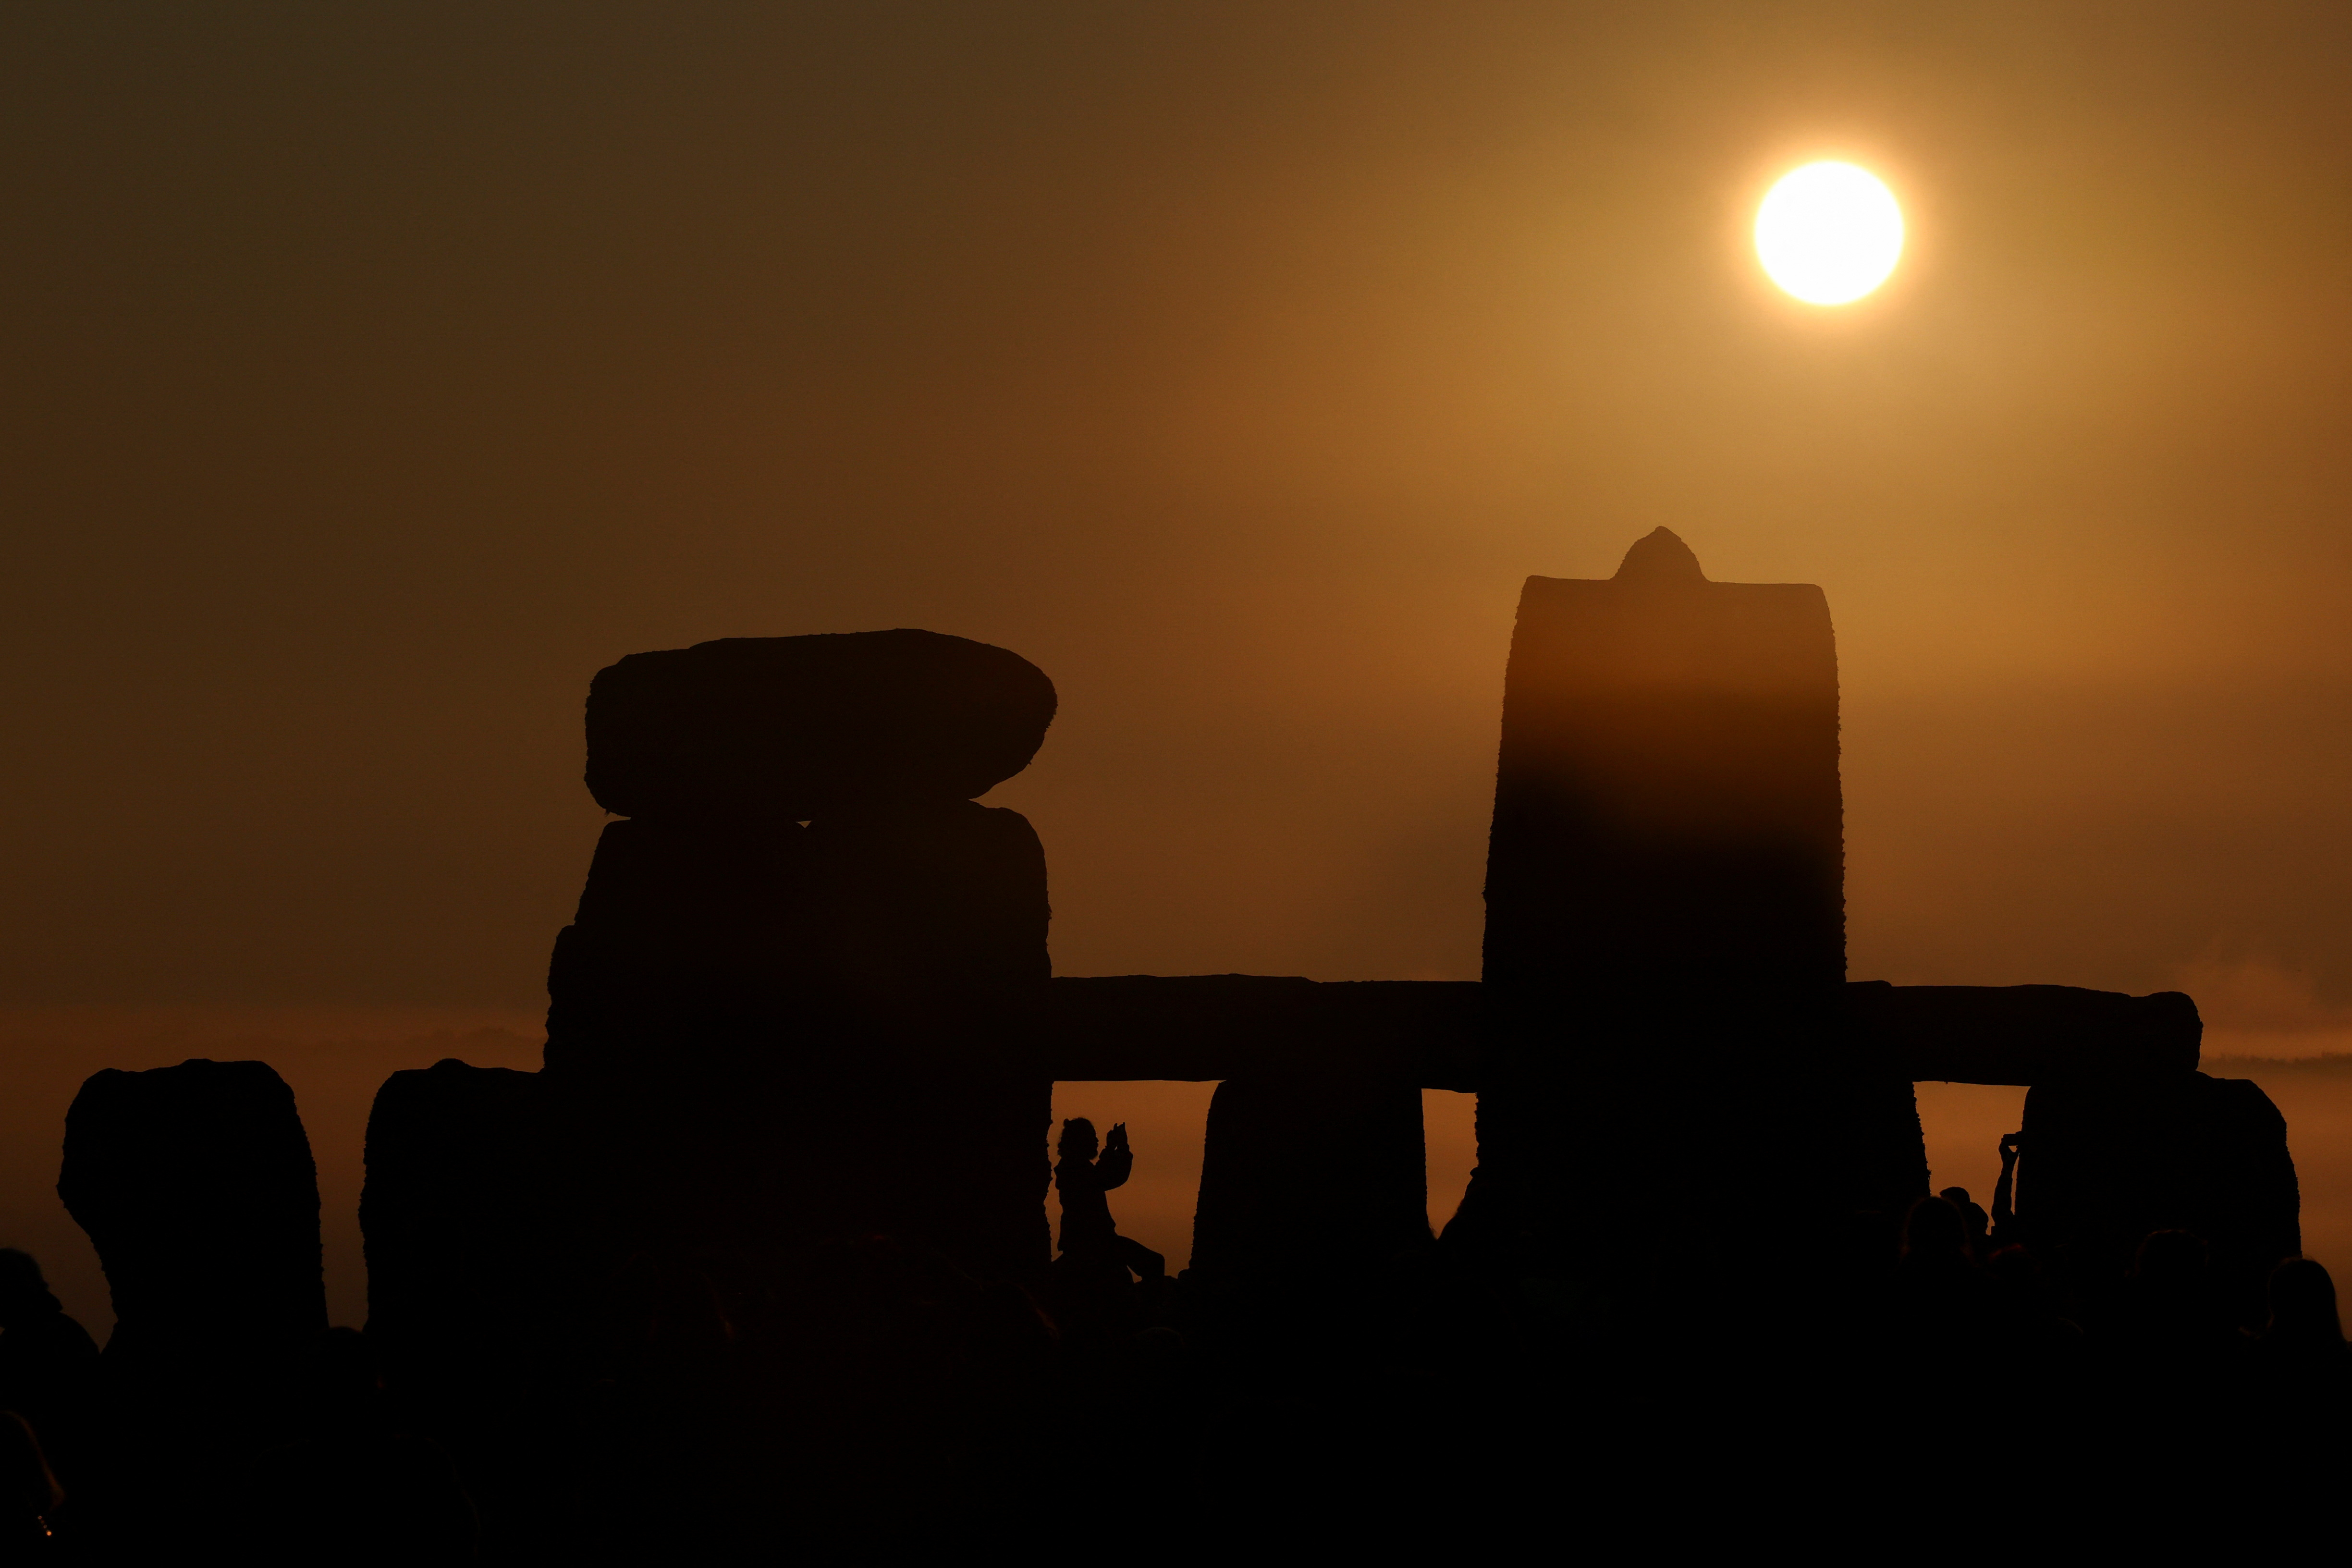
1 1120 2347 1556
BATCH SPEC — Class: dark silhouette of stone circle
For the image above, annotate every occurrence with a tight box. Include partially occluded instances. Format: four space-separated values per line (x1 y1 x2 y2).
23 545 2328 1556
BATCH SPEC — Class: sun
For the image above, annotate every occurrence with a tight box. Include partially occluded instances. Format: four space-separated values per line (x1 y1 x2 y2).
1754 162 1904 306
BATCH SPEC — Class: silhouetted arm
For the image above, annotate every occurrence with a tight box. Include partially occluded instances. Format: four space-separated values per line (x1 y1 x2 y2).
1099 1123 1134 1190
1989 1132 2021 1243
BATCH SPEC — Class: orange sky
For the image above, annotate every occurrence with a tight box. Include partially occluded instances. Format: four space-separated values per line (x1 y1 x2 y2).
6 4 2351 1035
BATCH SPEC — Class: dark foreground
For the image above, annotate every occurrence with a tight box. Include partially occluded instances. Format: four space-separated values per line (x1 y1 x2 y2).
3 1202 2348 1560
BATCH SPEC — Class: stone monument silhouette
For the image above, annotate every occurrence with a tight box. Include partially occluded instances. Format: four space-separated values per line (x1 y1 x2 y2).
46 529 2300 1549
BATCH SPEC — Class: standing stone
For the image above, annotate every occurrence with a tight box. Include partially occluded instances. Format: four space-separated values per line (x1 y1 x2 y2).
545 630 1058 1281
361 1059 547 1378
1458 530 1921 1273
1192 1071 1431 1296
59 1059 325 1384
2020 1070 2299 1322
1482 527 1844 1003
360 1059 551 1543
785 798 1052 1271
544 815 807 1082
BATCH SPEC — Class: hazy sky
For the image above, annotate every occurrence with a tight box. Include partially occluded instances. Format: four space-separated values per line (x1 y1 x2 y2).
5 2 2351 1048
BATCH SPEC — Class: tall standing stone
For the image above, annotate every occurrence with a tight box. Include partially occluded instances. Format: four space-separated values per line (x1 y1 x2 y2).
1457 530 1921 1271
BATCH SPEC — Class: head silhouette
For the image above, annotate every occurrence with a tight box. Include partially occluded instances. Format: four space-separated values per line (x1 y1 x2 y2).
299 1326 387 1431
1901 1195 1969 1266
2133 1229 2209 1290
1938 1186 1988 1242
1057 1118 1098 1163
1984 1244 2042 1287
2265 1258 2343 1348
0 1250 61 1329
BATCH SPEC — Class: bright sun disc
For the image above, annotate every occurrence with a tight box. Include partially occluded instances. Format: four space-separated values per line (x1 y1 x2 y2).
1755 162 1904 305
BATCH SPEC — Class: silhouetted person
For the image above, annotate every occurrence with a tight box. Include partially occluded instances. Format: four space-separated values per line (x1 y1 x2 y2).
260 1328 478 1564
1869 1196 2002 1463
2102 1229 2249 1506
1885 1195 1997 1381
0 1412 62 1557
2115 1230 2238 1365
1980 1243 2084 1389
1896 1197 1980 1284
1982 1244 2075 1336
1054 1120 1163 1284
0 1251 97 1483
1899 1196 1972 1272
1938 1186 1990 1259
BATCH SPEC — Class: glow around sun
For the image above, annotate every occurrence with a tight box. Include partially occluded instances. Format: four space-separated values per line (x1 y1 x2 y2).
1755 162 1904 305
